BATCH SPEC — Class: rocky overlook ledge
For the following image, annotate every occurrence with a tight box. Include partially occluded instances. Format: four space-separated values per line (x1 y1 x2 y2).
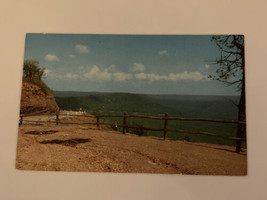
20 81 59 115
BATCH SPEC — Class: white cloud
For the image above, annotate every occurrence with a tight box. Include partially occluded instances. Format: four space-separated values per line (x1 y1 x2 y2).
44 54 59 62
130 63 146 72
135 72 147 80
84 65 111 81
113 72 132 82
65 73 79 80
158 50 168 56
135 71 207 83
69 54 76 58
107 64 117 72
52 72 79 80
43 69 52 76
136 73 168 82
169 71 206 81
83 65 132 82
46 62 207 83
205 64 210 69
75 44 90 54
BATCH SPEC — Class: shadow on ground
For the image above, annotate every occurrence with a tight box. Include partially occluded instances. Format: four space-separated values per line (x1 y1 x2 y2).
39 138 91 147
24 130 58 135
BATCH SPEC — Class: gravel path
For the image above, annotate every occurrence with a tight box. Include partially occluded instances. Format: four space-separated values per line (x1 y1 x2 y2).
16 115 247 175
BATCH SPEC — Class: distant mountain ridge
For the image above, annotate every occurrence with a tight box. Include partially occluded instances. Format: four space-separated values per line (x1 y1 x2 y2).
53 91 240 120
53 91 240 98
53 91 106 97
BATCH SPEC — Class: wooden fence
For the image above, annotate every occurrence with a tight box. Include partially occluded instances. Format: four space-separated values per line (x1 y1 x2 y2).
19 112 246 153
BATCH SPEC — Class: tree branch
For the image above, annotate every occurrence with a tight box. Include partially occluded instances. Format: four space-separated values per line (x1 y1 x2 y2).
219 79 242 86
233 35 244 51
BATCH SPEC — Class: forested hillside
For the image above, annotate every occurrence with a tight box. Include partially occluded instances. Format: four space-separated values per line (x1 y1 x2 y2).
54 91 239 120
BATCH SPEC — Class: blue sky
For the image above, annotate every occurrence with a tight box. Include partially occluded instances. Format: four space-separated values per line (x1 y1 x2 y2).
24 34 240 96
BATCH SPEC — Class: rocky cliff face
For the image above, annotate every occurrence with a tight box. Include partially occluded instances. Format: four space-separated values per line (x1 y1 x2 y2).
20 81 59 115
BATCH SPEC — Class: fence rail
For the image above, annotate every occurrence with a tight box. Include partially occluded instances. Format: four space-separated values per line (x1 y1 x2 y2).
19 111 246 153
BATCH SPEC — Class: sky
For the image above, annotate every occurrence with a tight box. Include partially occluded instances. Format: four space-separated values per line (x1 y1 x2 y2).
24 34 240 96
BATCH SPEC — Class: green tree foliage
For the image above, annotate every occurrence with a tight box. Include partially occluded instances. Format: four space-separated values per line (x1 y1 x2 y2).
211 35 246 153
23 59 51 94
23 60 45 82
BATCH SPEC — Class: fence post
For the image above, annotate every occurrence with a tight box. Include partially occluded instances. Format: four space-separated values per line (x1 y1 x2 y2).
123 112 127 134
96 112 100 129
164 113 168 140
19 115 23 126
56 113 59 125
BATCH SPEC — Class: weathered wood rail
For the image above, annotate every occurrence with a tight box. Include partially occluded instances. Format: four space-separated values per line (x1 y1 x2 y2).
19 111 246 153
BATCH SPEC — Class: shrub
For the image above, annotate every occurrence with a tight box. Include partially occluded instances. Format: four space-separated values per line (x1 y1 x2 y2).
23 59 51 94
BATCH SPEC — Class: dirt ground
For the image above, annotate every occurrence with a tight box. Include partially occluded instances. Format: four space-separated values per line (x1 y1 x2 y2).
16 114 247 175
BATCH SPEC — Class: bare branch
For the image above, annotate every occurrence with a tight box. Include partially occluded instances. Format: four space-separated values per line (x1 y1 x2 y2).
233 35 244 51
219 79 242 86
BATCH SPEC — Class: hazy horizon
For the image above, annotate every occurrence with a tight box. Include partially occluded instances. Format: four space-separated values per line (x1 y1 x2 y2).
53 90 241 97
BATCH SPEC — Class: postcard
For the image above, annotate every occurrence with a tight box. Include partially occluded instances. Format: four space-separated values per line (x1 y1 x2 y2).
16 34 246 175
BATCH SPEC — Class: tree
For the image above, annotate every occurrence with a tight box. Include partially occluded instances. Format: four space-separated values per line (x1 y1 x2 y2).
210 35 246 153
23 60 45 82
23 59 50 94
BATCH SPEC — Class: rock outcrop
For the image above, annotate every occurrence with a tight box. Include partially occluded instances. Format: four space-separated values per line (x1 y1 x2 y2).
20 81 59 115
